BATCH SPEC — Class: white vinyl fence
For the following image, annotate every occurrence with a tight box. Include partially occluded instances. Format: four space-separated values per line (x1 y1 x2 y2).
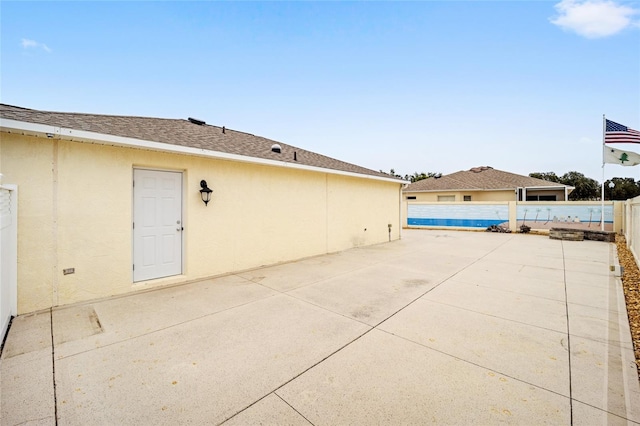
623 195 640 267
0 185 17 342
406 201 614 232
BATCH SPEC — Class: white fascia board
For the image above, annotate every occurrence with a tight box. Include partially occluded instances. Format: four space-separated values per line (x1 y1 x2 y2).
404 186 572 193
1 118 404 185
403 188 481 193
524 185 573 190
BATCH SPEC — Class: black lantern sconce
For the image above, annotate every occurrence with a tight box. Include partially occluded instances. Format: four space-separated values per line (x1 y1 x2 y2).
199 180 213 206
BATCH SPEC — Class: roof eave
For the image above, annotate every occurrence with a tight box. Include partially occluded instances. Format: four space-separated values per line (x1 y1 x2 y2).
1 118 405 185
404 185 571 193
522 185 572 190
404 187 509 193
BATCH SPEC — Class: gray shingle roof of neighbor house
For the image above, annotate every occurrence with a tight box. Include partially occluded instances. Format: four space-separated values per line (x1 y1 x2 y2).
0 104 402 182
404 166 574 192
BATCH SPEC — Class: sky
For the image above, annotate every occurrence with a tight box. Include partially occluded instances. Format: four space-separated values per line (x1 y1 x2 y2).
1 1 639 182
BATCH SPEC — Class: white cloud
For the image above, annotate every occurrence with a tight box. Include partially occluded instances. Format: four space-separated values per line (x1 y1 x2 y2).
550 0 639 38
21 38 51 52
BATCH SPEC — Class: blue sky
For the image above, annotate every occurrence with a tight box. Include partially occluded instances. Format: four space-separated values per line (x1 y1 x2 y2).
2 1 639 182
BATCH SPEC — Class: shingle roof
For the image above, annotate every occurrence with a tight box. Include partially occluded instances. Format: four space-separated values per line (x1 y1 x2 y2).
0 104 397 181
404 166 572 192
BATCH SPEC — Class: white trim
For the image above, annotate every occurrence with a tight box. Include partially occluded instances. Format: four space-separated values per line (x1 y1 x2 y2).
523 185 575 190
1 118 405 185
404 186 572 194
0 184 18 337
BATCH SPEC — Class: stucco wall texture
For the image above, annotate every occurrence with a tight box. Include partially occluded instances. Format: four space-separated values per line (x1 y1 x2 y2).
1 134 401 314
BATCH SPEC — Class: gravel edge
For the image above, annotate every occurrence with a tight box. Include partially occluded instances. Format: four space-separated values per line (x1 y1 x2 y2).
615 235 640 381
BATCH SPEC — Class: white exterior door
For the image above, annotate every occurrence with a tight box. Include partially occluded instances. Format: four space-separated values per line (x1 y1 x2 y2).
133 169 183 282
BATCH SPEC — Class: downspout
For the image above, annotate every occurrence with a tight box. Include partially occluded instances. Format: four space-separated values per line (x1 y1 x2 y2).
52 139 59 307
325 173 329 253
398 184 403 240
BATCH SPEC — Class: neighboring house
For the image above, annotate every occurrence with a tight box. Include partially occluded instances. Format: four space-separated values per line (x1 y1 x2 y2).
403 166 573 202
0 104 404 316
402 166 575 229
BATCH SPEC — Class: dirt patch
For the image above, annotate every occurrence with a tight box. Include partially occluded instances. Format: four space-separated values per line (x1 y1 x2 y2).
403 279 430 288
53 305 103 345
615 235 640 380
351 305 378 320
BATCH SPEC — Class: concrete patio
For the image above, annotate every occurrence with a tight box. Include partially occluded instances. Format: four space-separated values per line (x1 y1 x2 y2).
1 229 639 425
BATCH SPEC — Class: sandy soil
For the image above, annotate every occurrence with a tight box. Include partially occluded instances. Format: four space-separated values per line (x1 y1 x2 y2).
615 235 640 380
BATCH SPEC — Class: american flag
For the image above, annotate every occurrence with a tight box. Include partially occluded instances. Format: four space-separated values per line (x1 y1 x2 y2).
605 119 640 144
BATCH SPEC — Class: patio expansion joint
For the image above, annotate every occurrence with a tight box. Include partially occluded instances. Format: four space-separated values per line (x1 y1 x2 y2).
240 262 373 293
560 240 574 425
242 253 458 328
53 287 282 361
450 278 568 305
414 297 569 336
221 235 519 425
279 292 377 328
274 392 316 426
376 327 573 400
566 296 626 309
216 326 375 426
571 398 640 424
246 247 436 294
377 236 519 318
50 307 59 426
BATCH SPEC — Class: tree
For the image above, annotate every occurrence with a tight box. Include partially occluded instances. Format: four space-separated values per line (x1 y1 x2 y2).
531 171 599 200
560 171 600 200
381 169 441 183
390 168 640 200
405 172 441 183
380 169 403 179
607 177 640 200
529 172 561 183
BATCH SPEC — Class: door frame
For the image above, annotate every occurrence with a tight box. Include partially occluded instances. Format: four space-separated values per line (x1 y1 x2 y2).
132 167 185 283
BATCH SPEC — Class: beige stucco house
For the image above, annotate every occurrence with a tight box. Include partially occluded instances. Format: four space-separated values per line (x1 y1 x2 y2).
403 166 573 202
402 167 575 229
0 104 404 317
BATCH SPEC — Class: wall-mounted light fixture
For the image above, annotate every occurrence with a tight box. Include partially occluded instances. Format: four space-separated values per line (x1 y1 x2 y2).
200 180 212 206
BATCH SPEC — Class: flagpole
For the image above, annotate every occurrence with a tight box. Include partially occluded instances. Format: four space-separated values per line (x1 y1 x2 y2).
601 114 606 231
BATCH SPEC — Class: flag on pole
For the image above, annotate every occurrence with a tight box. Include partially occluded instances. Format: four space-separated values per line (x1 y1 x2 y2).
605 119 640 143
603 145 640 166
